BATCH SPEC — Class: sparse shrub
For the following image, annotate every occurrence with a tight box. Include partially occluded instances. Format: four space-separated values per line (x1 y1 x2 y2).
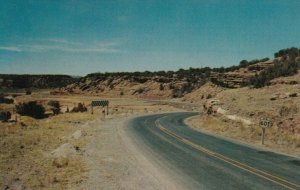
71 103 87 113
120 91 124 96
279 105 298 117
16 101 45 119
132 87 146 95
206 94 213 99
159 83 164 91
0 94 14 104
79 84 89 91
172 88 183 98
250 58 299 88
25 88 32 95
107 78 114 86
137 88 145 94
0 110 11 122
52 157 69 168
169 83 175 90
48 100 61 115
181 83 193 94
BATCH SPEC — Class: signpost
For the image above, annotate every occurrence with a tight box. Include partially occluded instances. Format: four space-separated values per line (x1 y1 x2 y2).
259 117 271 145
91 100 109 116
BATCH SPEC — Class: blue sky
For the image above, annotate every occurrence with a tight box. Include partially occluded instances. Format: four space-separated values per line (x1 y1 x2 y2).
0 0 300 75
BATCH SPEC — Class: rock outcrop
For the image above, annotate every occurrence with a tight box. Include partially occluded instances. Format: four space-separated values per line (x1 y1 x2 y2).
210 59 277 88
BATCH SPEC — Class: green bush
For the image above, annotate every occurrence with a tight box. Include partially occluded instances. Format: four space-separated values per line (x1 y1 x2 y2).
48 100 61 115
250 58 299 88
16 101 45 119
0 110 11 122
159 84 164 91
136 88 145 94
71 103 87 113
0 94 14 104
25 88 32 95
274 47 300 58
279 105 298 117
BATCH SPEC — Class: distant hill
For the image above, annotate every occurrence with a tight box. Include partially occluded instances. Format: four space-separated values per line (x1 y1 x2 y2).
0 74 77 89
55 47 300 98
2 47 299 96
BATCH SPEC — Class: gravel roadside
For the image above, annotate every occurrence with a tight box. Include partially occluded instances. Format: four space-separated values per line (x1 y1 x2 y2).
84 116 183 190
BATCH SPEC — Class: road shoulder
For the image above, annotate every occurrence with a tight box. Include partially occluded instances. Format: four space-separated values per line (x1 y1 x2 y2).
185 115 300 158
84 115 185 190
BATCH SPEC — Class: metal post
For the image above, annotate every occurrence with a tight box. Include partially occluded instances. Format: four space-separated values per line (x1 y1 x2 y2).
261 128 265 145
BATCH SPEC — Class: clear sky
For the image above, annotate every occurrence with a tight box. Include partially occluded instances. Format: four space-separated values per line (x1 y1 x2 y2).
0 0 300 76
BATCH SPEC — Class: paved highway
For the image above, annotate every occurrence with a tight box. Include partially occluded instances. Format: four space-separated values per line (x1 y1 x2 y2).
125 112 300 190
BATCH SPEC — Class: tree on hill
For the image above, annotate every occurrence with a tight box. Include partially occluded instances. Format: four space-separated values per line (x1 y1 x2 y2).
48 100 61 115
250 57 299 88
274 47 300 58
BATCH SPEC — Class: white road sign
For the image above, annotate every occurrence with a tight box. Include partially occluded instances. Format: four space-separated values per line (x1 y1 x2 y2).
260 118 271 128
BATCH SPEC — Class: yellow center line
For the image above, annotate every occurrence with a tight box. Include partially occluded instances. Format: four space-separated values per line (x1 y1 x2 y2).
154 120 300 190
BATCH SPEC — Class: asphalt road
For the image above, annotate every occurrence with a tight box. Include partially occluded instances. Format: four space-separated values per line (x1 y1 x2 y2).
125 112 300 190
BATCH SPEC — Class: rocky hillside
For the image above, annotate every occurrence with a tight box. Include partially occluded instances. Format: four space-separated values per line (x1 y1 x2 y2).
210 58 277 88
56 71 209 99
0 74 77 89
55 58 270 98
56 47 300 98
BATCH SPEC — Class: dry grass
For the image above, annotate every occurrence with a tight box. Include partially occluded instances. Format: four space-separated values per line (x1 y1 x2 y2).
215 84 300 119
1 92 108 189
186 115 300 157
184 80 300 157
0 111 96 190
1 92 184 189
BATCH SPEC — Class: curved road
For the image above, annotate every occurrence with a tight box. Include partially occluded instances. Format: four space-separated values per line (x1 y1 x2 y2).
125 112 300 190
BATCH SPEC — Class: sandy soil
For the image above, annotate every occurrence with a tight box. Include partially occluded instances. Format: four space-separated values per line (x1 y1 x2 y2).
84 116 187 190
6 87 300 189
1 91 187 190
183 80 300 158
186 115 300 158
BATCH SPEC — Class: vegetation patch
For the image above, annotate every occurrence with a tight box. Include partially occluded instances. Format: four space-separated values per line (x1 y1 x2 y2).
16 101 46 119
250 47 300 88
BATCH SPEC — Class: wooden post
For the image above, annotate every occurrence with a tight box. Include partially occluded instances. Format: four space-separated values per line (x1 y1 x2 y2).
91 105 93 114
13 108 17 122
102 107 105 120
106 105 109 115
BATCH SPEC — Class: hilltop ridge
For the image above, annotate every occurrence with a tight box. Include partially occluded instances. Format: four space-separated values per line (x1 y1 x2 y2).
0 74 77 89
55 47 300 98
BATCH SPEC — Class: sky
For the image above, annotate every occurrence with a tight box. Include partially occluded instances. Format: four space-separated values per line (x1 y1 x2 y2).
0 0 300 76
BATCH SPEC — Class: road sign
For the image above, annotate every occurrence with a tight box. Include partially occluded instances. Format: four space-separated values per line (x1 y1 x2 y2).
260 118 271 128
91 100 109 115
91 100 109 107
259 117 271 145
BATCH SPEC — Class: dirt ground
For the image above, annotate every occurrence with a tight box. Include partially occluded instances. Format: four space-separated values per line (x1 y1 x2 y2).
183 81 300 158
84 116 188 190
2 85 300 189
0 92 185 190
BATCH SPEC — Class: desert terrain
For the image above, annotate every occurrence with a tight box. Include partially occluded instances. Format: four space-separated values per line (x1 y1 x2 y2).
1 79 300 189
0 91 189 189
1 48 300 189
